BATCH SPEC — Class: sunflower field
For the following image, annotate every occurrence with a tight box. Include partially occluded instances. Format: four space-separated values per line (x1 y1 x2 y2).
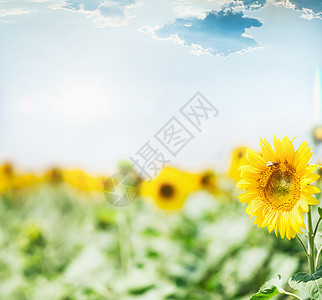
1 136 322 300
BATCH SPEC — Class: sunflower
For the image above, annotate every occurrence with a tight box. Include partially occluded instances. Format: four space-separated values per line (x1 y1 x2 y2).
186 170 218 194
140 167 192 210
13 173 40 190
199 170 218 193
45 168 63 184
228 147 249 182
0 162 14 193
312 125 322 143
237 136 320 240
62 169 106 192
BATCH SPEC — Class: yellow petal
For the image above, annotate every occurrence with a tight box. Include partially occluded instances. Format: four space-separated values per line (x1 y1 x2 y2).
282 136 295 165
238 191 259 203
246 149 267 170
302 185 320 195
274 136 285 163
303 193 319 205
260 138 278 162
301 174 320 186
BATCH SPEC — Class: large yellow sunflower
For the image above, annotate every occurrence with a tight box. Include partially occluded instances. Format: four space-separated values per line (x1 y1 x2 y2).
237 136 320 240
140 166 193 210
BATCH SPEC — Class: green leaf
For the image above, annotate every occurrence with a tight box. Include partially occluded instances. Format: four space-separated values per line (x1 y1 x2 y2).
251 275 283 300
315 232 322 250
250 286 280 299
289 266 322 300
318 207 322 217
127 284 155 295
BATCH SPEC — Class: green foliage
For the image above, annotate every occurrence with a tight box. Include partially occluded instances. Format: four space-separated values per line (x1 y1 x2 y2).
18 223 46 253
315 232 322 249
95 206 117 229
127 283 155 295
250 275 282 300
250 286 280 300
0 188 307 300
289 266 322 300
318 207 322 218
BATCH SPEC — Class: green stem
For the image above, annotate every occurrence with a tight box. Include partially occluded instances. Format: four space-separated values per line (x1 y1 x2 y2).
118 211 131 272
296 234 308 257
307 206 316 274
281 291 303 300
315 246 322 270
314 216 322 237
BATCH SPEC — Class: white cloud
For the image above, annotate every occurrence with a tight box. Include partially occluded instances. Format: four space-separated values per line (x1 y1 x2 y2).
275 0 322 20
50 0 141 28
0 0 52 3
168 0 228 18
0 8 32 18
141 9 263 57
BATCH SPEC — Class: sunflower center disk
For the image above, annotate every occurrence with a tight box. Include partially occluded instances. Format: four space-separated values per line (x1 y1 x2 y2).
201 174 211 186
261 164 301 211
159 184 175 199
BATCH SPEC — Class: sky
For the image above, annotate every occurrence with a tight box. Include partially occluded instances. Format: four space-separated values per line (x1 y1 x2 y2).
0 0 322 174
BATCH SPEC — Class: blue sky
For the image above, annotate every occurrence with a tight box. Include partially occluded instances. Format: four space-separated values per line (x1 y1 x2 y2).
0 0 322 173
151 9 263 56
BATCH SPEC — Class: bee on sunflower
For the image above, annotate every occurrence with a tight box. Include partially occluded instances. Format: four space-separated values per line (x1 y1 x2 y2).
139 166 195 210
237 136 320 240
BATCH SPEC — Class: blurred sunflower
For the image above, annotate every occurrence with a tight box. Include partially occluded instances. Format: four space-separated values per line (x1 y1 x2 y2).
0 162 14 193
13 173 40 190
62 170 88 191
140 167 193 210
199 170 218 193
62 169 106 192
237 136 320 239
0 163 41 192
312 125 322 144
186 170 218 194
0 162 13 176
228 147 249 182
45 168 63 184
